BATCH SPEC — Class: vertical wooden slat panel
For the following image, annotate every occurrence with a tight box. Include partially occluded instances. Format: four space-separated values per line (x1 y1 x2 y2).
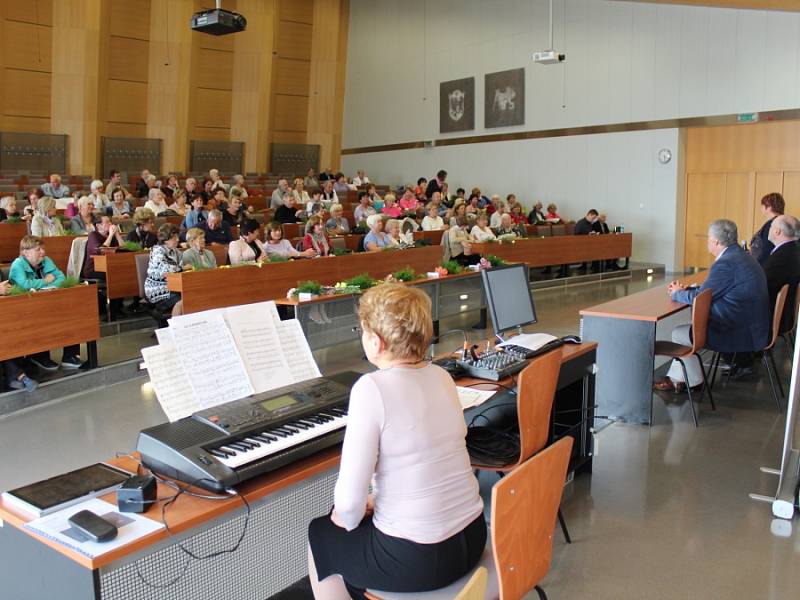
724 171 755 241
685 173 726 269
781 172 800 220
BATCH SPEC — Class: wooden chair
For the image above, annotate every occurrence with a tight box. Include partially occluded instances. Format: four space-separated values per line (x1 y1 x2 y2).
367 437 573 600
653 289 715 427
780 283 800 350
282 222 300 239
762 284 789 411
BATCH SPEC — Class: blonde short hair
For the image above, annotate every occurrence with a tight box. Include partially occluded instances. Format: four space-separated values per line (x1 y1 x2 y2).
185 227 205 245
19 235 44 252
358 284 433 361
77 196 94 211
37 196 55 215
330 203 343 213
384 192 396 203
133 206 156 225
366 214 383 229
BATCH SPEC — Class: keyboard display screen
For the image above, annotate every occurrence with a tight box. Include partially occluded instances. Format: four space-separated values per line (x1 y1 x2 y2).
260 394 298 412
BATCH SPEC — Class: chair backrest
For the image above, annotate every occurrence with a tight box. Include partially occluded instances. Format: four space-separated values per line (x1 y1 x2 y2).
491 436 573 600
454 567 488 600
783 282 800 335
689 288 713 353
767 284 790 351
550 224 565 236
517 349 562 464
66 236 88 279
134 252 150 298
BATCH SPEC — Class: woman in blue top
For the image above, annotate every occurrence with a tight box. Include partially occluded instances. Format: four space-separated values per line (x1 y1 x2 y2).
363 214 390 252
9 236 82 370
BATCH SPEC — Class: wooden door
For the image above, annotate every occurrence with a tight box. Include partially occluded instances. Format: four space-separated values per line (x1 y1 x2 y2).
753 171 784 235
781 172 800 219
685 173 726 269
725 172 755 242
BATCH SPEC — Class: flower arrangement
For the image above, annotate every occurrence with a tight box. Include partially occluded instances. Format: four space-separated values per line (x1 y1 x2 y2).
486 255 506 267
440 260 463 275
391 266 420 282
57 276 81 289
120 241 143 252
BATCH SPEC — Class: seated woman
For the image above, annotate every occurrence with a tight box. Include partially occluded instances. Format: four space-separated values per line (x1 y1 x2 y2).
545 203 563 223
293 178 311 208
447 199 467 228
228 218 266 265
528 201 546 224
303 216 332 256
0 274 38 391
308 284 486 598
509 203 528 225
127 207 158 248
398 186 419 213
274 194 303 224
222 195 245 227
144 224 183 317
354 191 376 224
168 190 189 216
110 187 132 218
182 194 208 229
421 203 445 231
144 188 169 216
180 227 217 270
264 221 315 259
489 200 507 229
163 175 180 199
69 196 97 234
381 193 402 218
494 213 526 238
325 203 350 235
364 214 390 251
30 196 65 237
9 236 83 369
84 216 125 280
470 212 496 242
447 216 479 266
385 219 413 249
230 174 248 199
0 196 27 223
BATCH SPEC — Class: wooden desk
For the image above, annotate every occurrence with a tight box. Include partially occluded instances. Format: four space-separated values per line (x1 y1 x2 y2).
0 344 595 599
42 236 77 274
168 245 443 314
470 233 633 268
0 222 28 262
92 251 145 299
0 284 99 366
579 271 708 424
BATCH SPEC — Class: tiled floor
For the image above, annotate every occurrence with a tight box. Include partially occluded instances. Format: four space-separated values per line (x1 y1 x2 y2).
2 274 798 599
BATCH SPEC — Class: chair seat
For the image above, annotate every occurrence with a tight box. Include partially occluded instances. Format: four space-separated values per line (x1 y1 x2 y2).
368 548 498 600
654 340 693 359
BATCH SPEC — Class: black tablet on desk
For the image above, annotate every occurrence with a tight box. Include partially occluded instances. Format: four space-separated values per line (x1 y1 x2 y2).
2 463 132 517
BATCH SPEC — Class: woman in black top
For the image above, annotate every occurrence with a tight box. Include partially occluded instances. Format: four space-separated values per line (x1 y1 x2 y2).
126 207 158 249
750 192 785 265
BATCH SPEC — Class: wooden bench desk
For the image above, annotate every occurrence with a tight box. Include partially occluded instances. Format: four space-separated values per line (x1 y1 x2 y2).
470 233 633 268
0 222 28 262
579 271 708 424
0 284 99 367
92 251 146 300
42 235 77 274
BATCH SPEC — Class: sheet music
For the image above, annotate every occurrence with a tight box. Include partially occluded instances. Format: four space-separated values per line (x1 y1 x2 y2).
275 319 322 382
141 343 199 421
168 310 254 408
497 332 558 351
154 327 174 344
224 302 294 394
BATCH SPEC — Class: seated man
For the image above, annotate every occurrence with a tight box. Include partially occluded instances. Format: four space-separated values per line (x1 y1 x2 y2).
762 215 800 335
574 209 599 235
200 209 233 245
40 173 70 199
84 216 125 280
655 219 769 391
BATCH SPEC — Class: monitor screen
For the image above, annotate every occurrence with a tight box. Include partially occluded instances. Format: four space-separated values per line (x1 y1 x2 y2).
481 264 537 335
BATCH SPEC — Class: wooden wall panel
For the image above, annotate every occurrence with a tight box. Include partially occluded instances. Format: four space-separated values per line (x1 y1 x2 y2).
272 131 309 144
725 172 755 239
280 0 314 23
103 122 147 138
275 58 311 96
2 21 52 72
2 115 50 132
195 48 235 90
107 81 148 124
687 121 800 173
685 173 725 269
4 70 51 117
781 172 800 220
274 95 309 132
109 0 151 39
108 37 150 82
277 25 313 61
194 88 232 129
192 127 231 141
3 0 53 25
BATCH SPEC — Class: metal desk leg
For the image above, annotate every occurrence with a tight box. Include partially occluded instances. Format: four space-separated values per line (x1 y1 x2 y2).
87 341 99 369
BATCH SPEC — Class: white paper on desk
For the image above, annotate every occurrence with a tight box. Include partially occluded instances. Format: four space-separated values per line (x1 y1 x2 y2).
24 498 164 559
275 319 321 382
456 386 496 410
497 333 557 351
224 302 294 394
168 309 254 408
141 343 199 421
154 327 174 344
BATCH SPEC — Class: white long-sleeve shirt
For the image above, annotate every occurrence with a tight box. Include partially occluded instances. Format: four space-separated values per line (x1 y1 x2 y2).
333 365 483 543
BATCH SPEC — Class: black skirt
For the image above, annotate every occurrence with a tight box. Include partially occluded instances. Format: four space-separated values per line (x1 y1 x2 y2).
308 512 487 599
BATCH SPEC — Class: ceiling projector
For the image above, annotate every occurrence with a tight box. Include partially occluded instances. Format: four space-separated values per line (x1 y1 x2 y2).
533 50 565 65
191 7 247 36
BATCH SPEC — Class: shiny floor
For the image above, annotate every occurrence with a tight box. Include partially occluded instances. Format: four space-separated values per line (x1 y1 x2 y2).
2 275 798 599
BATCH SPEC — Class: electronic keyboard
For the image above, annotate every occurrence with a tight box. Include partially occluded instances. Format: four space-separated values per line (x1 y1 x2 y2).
136 371 360 492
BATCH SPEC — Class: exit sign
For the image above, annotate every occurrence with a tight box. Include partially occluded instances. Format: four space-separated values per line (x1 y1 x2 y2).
737 113 759 123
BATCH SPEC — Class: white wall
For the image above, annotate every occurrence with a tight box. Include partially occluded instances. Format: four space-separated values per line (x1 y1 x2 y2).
341 0 800 271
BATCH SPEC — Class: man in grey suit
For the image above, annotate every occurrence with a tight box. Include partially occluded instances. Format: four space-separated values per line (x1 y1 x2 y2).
655 219 770 391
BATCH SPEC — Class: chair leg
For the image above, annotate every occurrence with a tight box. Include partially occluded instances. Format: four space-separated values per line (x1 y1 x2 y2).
697 353 715 411
677 359 699 427
762 353 782 412
534 585 548 600
768 350 785 399
722 352 737 388
709 352 721 391
557 508 572 544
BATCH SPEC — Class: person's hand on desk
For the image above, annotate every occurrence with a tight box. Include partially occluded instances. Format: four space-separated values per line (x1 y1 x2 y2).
43 273 56 284
0 280 10 295
667 280 686 296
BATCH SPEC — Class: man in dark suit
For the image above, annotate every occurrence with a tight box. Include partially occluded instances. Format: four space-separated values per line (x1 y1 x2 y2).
593 213 610 234
424 170 447 199
655 219 769 391
762 215 800 335
574 209 599 235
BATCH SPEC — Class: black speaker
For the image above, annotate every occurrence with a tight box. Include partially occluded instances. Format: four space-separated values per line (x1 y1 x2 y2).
116 475 157 513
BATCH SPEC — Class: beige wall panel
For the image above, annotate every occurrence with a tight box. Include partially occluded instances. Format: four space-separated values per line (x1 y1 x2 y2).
753 171 784 234
781 172 800 220
3 0 53 25
194 88 232 128
274 95 309 132
280 0 314 23
109 0 151 39
272 131 307 144
192 127 231 141
195 48 234 90
107 80 148 124
4 69 51 117
685 173 726 269
275 58 310 96
108 37 150 82
277 24 313 61
2 21 52 72
687 121 800 173
724 172 755 239
103 122 147 138
1 115 51 133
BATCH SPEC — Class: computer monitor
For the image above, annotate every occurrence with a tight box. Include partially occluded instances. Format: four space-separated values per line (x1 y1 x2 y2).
480 263 537 336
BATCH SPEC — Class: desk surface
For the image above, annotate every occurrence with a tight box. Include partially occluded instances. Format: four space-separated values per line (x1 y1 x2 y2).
471 233 632 267
578 271 708 322
0 341 596 571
